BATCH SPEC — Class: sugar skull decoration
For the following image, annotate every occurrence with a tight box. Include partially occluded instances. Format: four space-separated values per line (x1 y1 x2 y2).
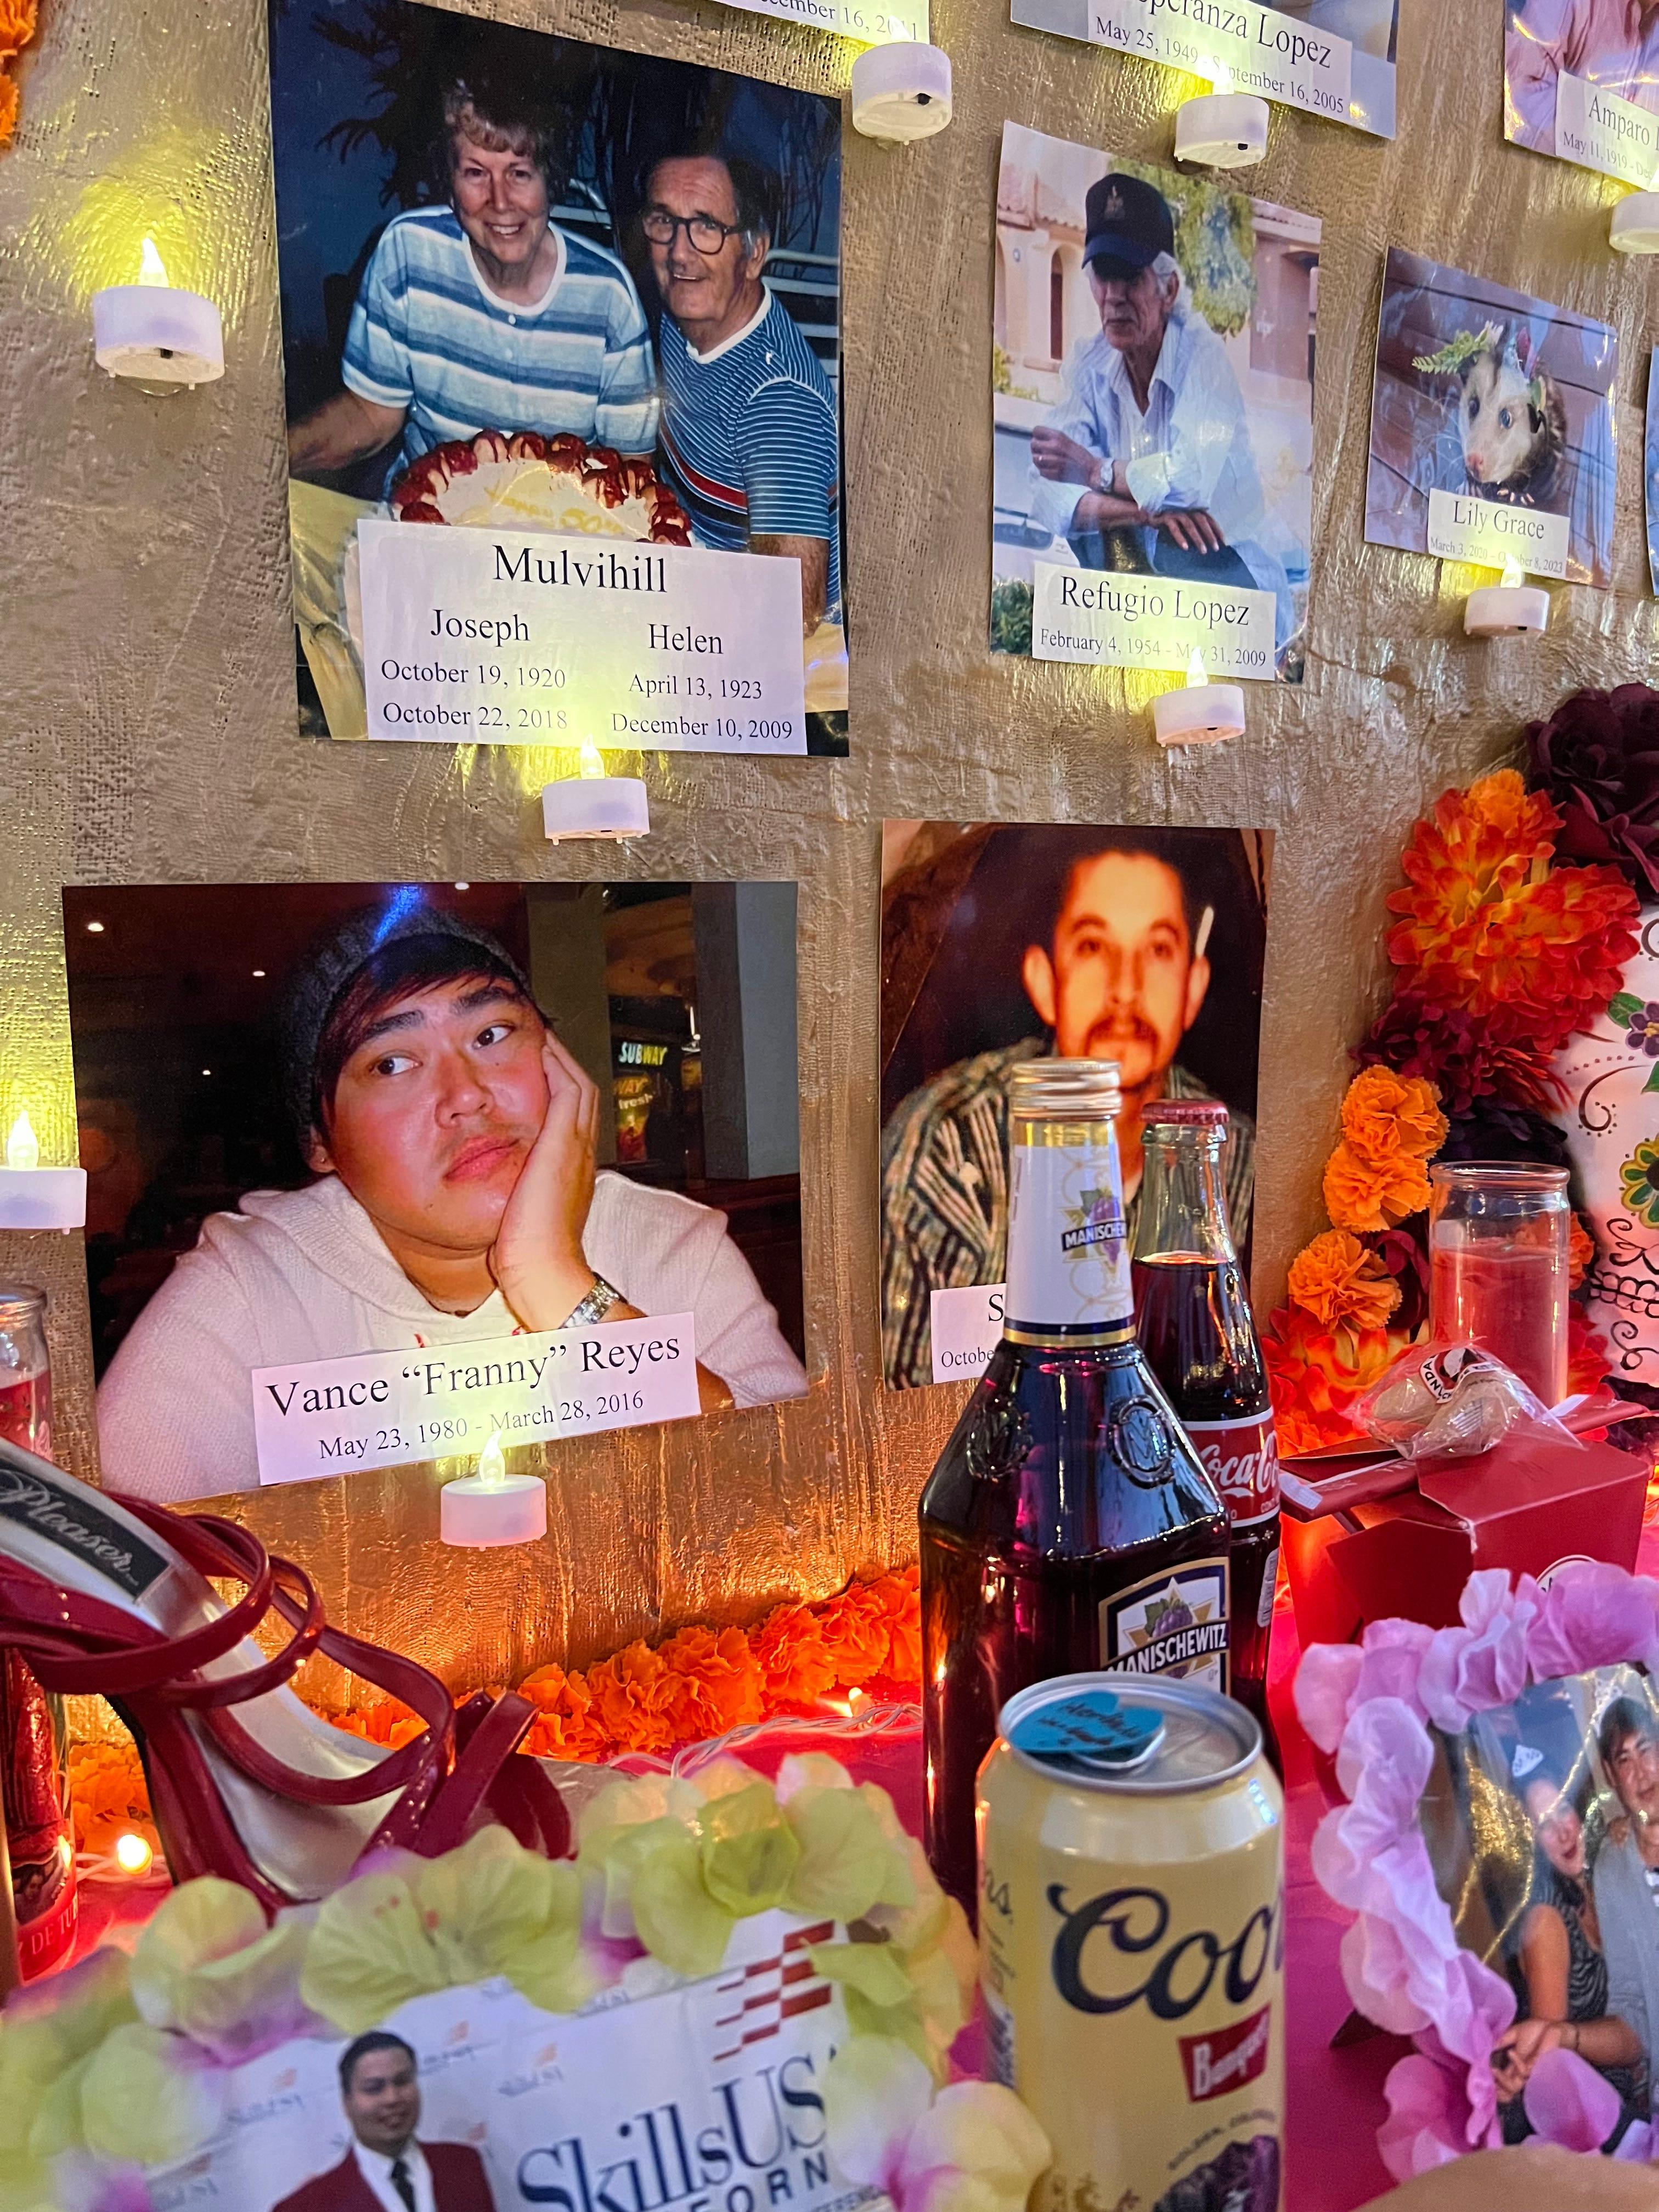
1556 912 1659 1387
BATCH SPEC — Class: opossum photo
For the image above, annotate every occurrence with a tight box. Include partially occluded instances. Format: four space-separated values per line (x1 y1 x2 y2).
1414 320 1569 511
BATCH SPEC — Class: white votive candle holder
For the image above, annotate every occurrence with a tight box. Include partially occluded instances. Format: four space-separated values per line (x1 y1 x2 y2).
1612 191 1659 254
1152 661 1246 746
440 1432 547 1548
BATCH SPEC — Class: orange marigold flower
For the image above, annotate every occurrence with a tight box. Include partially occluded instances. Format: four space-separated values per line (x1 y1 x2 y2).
1262 1299 1410 1455
816 1581 894 1686
751 1601 837 1707
67 1741 153 1850
1323 1139 1432 1233
586 1641 681 1754
0 70 18 144
1568 1310 1612 1398
1286 1230 1403 1331
652 1624 765 1743
1386 772 1639 1049
0 0 37 53
520 1664 611 1762
1341 1066 1447 1164
865 1571 922 1685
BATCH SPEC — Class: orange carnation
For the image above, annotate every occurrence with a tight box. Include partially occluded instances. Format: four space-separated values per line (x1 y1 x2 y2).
1323 1139 1432 1232
1341 1066 1447 1165
1387 771 1639 1048
1286 1230 1403 1331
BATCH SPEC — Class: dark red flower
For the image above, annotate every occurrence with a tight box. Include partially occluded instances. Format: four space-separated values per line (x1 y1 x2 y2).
1360 1226 1431 1339
1526 684 1659 899
1355 989 1565 1115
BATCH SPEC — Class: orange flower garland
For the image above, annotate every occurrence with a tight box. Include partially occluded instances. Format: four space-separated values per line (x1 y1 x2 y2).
67 1567 924 1844
0 0 37 146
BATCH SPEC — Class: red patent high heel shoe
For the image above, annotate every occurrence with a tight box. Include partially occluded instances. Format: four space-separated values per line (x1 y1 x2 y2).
0 1437 569 1911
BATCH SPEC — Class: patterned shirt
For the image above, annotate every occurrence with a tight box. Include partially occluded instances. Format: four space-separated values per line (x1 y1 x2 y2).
880 1040 1256 1389
657 286 842 620
342 208 659 492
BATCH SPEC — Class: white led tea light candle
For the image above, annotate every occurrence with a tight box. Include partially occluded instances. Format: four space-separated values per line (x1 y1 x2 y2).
1173 61 1269 170
541 739 650 843
92 238 224 393
1464 552 1549 638
1612 186 1659 253
850 41 952 143
440 1427 548 1548
1151 652 1247 747
0 1114 87 1232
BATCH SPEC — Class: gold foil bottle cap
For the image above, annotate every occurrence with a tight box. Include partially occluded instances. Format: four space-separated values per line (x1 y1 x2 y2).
1008 1058 1122 1121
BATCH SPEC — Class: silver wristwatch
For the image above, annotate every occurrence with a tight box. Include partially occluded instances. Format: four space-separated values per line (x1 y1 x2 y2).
560 1276 624 1329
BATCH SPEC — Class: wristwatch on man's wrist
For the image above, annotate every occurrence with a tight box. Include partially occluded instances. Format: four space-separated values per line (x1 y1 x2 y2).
560 1276 624 1330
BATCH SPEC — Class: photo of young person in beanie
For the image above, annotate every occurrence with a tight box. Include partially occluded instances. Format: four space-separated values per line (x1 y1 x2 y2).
88 889 806 1501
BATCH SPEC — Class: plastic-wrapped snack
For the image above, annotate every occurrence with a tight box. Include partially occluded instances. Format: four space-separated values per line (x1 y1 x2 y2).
1354 1341 1578 1462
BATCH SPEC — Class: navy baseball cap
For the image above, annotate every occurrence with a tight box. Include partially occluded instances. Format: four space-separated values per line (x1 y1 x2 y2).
1084 173 1176 278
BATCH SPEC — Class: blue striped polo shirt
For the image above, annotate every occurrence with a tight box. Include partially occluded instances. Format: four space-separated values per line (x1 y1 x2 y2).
657 287 841 620
342 208 659 492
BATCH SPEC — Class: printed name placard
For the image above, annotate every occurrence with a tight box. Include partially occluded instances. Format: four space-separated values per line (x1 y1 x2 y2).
1555 72 1659 187
710 0 926 41
251 1313 700 1486
1030 0 1359 131
929 1284 1006 1384
1030 561 1276 677
359 520 808 754
1425 489 1570 582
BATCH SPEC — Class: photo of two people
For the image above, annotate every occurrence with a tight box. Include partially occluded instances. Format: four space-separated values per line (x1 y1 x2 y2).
878 822 1268 1389
1426 1666 1659 2153
991 125 1320 682
65 879 806 1500
272 0 847 753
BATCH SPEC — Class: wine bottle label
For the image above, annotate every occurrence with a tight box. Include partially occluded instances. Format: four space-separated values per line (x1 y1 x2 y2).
1098 1558 1231 1695
1182 1417 1282 1530
1005 1141 1133 1333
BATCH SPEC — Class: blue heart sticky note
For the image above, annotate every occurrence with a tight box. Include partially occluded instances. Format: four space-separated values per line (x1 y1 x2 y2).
1011 1691 1165 1768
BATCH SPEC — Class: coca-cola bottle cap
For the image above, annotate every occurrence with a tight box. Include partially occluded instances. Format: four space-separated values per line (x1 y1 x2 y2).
1140 1098 1228 1129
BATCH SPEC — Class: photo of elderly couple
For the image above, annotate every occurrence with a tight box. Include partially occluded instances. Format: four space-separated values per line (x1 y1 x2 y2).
64 879 806 1501
1425 1665 1659 2153
991 125 1320 683
271 0 847 753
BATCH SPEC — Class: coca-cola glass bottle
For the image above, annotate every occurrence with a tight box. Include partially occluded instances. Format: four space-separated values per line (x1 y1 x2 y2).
919 1061 1231 1916
0 1284 77 1979
1132 1104 1281 1753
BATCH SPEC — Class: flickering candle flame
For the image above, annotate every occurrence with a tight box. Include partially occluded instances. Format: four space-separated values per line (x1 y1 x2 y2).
1186 650 1209 689
114 1830 154 1875
579 738 606 780
1500 553 1526 589
477 1428 506 1489
138 236 170 287
5 1113 38 1174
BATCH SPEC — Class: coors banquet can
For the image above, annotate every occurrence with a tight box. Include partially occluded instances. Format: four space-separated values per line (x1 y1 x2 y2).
978 1674 1284 2212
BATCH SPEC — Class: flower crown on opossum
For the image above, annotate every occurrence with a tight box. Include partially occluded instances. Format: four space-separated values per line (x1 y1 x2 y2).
1412 319 1567 511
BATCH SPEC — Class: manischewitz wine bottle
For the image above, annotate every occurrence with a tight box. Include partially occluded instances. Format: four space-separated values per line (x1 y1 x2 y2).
919 1060 1231 1916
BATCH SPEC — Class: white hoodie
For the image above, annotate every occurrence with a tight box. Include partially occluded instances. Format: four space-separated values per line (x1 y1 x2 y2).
97 1172 808 1504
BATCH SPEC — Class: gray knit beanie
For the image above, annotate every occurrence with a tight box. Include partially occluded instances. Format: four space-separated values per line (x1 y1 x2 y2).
279 894 534 1146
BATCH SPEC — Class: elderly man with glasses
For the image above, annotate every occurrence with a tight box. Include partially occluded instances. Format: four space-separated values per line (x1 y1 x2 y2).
641 151 843 690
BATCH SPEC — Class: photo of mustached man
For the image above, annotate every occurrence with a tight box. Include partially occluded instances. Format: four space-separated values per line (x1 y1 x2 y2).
93 894 806 1500
879 823 1267 1389
272 2034 498 2212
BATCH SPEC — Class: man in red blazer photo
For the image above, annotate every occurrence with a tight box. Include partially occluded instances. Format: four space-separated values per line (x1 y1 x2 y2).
272 2032 499 2212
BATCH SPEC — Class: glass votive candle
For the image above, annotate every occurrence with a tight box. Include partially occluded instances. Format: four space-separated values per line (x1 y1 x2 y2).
1427 1161 1571 1408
